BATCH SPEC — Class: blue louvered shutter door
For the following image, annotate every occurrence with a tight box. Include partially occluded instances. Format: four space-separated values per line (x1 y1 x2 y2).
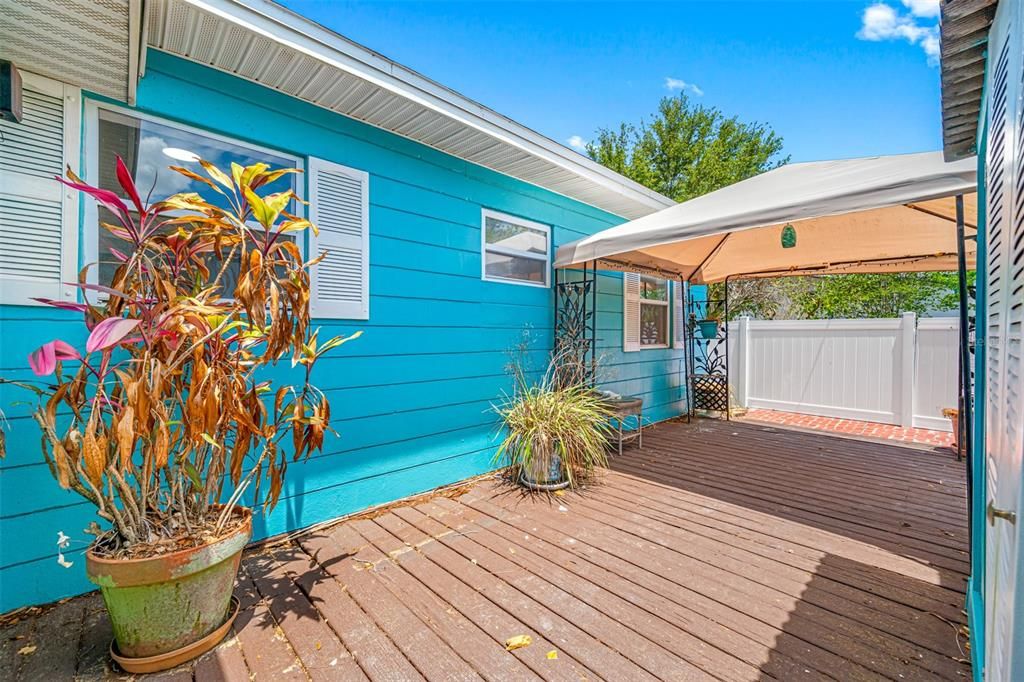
0 72 80 305
308 158 370 320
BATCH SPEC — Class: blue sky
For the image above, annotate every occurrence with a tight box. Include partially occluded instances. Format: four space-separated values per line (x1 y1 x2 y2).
279 1 943 163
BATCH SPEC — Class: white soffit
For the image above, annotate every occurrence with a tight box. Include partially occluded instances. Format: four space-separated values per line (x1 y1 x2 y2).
0 0 139 101
145 0 674 220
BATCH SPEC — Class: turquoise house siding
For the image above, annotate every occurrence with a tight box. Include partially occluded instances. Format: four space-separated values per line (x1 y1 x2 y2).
0 50 685 612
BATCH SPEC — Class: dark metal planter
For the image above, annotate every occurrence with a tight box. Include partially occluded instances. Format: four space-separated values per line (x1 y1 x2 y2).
518 473 571 491
85 507 252 661
519 444 570 491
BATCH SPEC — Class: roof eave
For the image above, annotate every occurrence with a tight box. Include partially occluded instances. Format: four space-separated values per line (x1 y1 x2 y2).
939 0 998 161
149 0 674 219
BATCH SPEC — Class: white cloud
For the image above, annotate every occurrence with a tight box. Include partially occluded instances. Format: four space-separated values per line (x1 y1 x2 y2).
664 77 704 96
566 135 587 152
902 0 939 18
920 32 940 61
857 2 940 65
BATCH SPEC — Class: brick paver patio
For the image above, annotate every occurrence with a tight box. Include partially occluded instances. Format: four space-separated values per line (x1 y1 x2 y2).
743 408 956 449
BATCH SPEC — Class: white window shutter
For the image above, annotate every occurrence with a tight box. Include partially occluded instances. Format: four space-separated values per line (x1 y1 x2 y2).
673 280 686 349
623 272 641 352
308 157 369 320
0 72 80 306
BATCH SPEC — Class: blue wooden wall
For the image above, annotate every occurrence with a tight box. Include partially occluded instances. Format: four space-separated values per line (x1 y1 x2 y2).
0 51 685 612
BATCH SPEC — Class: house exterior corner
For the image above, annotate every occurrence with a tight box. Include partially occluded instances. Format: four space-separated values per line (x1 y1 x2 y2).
0 48 686 612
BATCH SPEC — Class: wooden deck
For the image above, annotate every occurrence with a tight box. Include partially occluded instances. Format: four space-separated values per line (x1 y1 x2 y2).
2 418 971 681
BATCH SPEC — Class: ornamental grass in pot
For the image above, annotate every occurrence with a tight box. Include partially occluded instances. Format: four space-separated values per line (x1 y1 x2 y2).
493 355 613 490
5 158 357 669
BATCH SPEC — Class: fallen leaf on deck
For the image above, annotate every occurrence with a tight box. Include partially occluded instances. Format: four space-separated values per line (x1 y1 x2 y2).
505 634 532 651
553 490 565 497
547 650 558 659
18 645 36 656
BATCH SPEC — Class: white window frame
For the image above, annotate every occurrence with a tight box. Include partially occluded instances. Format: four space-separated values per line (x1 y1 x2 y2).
480 208 551 288
81 100 305 289
639 275 670 349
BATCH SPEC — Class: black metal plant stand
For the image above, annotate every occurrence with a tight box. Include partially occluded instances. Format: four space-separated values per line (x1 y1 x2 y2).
685 280 730 419
553 262 598 387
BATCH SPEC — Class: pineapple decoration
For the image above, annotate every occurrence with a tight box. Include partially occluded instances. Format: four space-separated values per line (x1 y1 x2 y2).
641 319 660 345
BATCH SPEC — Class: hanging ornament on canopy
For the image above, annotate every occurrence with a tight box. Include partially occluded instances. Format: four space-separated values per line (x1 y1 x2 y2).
781 224 797 249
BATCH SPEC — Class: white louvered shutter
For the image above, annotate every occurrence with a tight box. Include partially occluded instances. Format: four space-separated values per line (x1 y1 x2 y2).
673 280 686 349
0 72 80 305
983 8 1024 679
308 158 369 320
623 272 641 352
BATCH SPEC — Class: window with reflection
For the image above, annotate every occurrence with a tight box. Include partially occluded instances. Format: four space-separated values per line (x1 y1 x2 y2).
481 209 550 287
640 275 669 347
92 108 300 290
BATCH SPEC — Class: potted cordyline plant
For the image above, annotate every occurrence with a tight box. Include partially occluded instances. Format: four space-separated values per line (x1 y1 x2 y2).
12 158 357 671
493 353 613 491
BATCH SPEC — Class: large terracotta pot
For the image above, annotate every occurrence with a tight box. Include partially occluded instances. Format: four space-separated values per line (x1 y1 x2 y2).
85 507 251 660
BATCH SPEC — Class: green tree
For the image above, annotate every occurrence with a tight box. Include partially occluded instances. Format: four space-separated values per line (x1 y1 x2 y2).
586 94 788 202
791 272 973 319
587 93 789 318
586 95 968 320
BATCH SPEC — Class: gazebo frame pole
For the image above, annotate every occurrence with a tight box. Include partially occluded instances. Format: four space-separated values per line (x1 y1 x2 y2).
955 194 973 544
552 266 560 350
590 261 597 388
724 276 731 421
681 276 692 422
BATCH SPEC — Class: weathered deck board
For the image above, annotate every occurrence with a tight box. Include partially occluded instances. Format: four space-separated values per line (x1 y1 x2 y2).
1 418 971 680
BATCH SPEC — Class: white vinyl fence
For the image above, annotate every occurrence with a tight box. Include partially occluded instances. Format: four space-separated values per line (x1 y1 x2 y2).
729 313 958 431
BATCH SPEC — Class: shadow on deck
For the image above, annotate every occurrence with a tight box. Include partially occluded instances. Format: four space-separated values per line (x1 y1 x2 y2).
1 418 970 680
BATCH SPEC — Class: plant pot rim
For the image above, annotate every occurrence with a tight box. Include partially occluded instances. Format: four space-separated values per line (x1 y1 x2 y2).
86 506 252 588
519 472 571 491
109 595 240 674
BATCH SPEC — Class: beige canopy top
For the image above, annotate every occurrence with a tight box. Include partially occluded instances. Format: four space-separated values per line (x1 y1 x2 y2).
555 151 978 283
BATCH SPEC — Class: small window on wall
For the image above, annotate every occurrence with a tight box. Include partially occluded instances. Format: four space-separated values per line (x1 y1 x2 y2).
87 105 301 290
623 272 671 351
481 209 550 287
639 276 669 347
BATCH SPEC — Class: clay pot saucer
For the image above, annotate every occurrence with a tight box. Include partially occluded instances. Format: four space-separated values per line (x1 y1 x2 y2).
109 596 240 674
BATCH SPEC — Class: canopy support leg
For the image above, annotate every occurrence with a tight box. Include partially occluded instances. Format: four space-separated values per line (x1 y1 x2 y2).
955 194 973 551
724 276 731 421
590 261 597 388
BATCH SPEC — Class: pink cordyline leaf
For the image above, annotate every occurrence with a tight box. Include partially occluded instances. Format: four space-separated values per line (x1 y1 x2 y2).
115 156 145 214
86 318 141 354
28 340 81 376
31 297 89 312
28 343 56 376
52 340 81 360
55 177 130 220
65 282 131 300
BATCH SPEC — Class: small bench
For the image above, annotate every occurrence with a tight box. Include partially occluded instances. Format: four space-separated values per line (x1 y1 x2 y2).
601 396 643 456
